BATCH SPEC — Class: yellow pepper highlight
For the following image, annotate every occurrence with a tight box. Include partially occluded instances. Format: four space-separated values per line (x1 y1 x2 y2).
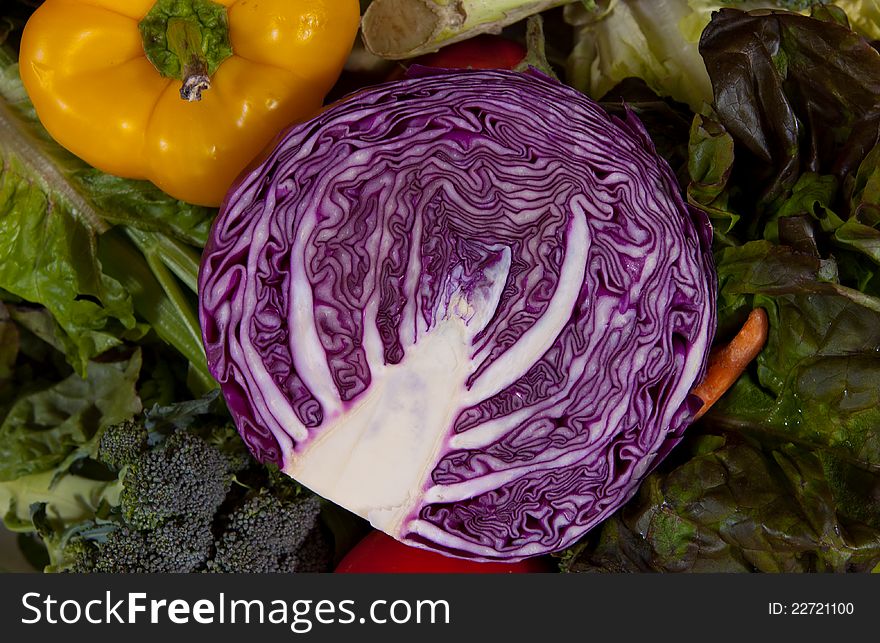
19 0 361 206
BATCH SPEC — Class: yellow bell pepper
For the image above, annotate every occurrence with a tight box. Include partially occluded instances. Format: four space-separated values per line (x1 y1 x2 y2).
19 0 361 206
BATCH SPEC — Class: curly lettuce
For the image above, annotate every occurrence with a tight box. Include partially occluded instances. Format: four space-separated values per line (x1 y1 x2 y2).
565 1 879 111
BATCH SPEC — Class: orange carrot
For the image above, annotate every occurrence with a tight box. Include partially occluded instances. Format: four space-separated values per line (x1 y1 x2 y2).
691 307 769 421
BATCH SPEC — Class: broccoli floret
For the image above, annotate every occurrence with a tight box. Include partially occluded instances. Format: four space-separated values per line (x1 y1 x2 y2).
120 431 232 530
98 419 148 470
203 423 255 474
27 395 349 573
55 536 99 572
86 517 214 573
208 492 328 573
61 517 214 573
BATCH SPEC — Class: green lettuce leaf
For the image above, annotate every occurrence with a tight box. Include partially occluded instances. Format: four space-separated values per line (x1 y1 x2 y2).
565 0 714 110
0 305 139 529
689 10 880 475
0 349 142 483
561 432 880 573
849 142 880 226
2 471 122 530
0 297 211 538
833 0 880 39
704 239 880 468
663 12 880 571
687 109 738 240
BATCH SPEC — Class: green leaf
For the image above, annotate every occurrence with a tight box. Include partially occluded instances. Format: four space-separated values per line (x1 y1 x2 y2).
0 95 138 373
709 242 880 468
849 141 880 227
561 432 880 573
716 241 827 297
98 228 214 393
834 218 880 265
78 171 214 247
820 453 880 530
1 473 121 530
564 0 714 110
687 111 739 235
0 350 142 482
773 174 842 233
7 305 148 376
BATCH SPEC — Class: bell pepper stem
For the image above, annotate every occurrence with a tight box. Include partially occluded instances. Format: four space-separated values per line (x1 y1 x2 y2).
166 17 210 101
140 0 233 102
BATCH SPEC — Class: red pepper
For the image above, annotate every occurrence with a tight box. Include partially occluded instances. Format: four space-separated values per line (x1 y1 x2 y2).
334 530 551 574
387 35 527 80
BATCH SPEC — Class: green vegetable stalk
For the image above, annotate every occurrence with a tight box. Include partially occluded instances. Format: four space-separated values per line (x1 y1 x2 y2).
361 0 580 59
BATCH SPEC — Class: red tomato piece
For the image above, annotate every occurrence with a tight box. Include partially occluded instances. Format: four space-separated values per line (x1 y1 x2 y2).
386 35 527 80
334 530 552 574
416 35 527 70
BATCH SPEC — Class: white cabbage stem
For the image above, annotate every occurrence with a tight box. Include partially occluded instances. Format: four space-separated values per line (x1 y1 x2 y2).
361 0 578 59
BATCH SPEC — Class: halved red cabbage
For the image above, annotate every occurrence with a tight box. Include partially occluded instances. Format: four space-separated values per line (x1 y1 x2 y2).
199 68 716 561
